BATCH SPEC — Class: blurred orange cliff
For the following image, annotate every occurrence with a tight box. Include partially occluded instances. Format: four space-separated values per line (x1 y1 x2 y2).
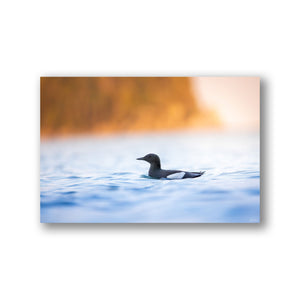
40 77 221 137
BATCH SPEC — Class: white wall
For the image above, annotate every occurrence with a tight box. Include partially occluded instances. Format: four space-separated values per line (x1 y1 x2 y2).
1 1 299 299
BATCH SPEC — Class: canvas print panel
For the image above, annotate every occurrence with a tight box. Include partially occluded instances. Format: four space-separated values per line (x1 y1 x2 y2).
40 77 260 223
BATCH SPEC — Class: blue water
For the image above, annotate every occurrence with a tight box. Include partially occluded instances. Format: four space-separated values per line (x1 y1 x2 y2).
40 131 260 223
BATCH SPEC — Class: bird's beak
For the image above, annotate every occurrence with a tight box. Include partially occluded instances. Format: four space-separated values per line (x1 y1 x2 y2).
137 156 145 161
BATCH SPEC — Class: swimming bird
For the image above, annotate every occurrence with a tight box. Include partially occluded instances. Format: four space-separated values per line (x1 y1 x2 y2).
137 153 205 179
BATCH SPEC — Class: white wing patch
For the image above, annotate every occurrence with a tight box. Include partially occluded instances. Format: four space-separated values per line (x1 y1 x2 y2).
167 172 185 179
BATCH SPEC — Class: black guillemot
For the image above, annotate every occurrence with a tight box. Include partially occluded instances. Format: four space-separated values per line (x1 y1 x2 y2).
137 153 205 179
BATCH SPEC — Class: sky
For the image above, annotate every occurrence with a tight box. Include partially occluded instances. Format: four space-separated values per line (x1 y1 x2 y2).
192 77 260 131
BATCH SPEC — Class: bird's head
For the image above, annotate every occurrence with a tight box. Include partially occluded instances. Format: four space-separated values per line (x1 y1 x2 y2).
137 153 161 167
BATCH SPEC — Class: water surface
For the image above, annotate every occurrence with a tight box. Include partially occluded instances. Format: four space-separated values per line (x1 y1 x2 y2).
40 131 260 223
